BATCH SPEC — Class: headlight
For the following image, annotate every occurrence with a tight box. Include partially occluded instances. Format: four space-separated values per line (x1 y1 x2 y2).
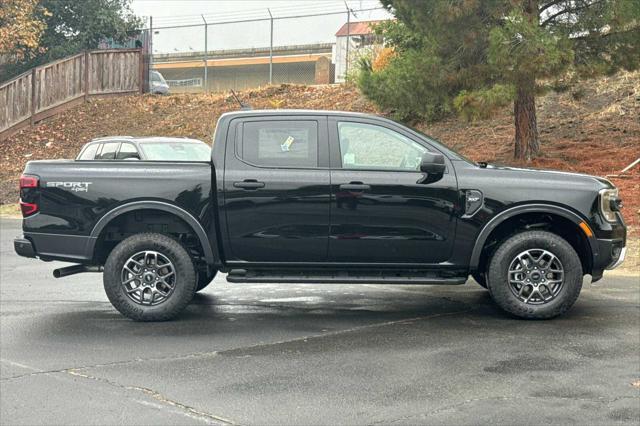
599 188 619 223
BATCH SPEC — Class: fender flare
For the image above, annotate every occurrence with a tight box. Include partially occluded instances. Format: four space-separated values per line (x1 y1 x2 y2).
469 203 598 271
87 201 215 264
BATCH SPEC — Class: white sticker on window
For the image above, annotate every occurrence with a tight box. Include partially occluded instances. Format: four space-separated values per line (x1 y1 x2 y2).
280 136 295 152
343 153 355 165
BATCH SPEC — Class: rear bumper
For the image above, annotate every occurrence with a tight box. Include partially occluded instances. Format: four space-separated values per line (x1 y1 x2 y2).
14 232 94 262
14 238 36 258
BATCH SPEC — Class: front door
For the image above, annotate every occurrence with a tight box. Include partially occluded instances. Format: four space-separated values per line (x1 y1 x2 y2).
223 116 330 263
328 118 458 264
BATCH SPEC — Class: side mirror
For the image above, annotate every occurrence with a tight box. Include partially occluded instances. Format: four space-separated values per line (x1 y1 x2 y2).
418 152 445 184
420 152 446 175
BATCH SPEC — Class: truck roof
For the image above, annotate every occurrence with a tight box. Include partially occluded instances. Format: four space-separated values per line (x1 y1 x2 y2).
219 109 376 119
89 136 205 144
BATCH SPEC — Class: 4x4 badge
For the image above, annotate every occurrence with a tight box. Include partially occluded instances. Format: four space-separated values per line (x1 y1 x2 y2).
46 181 92 192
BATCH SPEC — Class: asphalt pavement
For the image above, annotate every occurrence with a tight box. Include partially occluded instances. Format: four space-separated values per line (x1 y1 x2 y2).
1 218 639 425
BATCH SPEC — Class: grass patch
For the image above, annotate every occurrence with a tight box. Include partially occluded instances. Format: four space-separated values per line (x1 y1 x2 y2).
0 203 21 218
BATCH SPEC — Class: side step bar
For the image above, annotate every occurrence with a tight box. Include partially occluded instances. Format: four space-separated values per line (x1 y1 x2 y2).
53 265 103 278
227 269 468 285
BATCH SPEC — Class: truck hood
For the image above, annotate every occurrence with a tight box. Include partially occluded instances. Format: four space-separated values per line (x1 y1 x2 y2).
484 164 614 189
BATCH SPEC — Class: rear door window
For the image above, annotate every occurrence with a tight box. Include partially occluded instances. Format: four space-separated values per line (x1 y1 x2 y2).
96 142 120 160
239 120 318 168
116 143 140 160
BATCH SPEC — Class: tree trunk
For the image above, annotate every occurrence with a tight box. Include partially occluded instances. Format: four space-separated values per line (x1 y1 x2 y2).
514 77 540 161
514 0 540 161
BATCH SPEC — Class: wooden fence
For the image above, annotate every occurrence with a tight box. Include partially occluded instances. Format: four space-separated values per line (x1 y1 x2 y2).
0 49 142 141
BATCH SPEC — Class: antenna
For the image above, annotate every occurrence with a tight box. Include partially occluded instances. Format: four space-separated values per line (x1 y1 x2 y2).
229 89 252 110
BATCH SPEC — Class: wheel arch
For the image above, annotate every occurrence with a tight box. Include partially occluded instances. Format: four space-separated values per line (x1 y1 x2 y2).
87 201 215 264
470 203 597 274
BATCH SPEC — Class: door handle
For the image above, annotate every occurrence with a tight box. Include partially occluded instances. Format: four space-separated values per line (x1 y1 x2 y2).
339 182 370 191
233 179 265 189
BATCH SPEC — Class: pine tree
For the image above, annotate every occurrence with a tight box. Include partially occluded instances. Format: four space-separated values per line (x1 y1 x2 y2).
364 0 640 160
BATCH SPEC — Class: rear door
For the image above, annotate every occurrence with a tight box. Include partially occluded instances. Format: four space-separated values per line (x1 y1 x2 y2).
328 117 458 264
223 115 331 263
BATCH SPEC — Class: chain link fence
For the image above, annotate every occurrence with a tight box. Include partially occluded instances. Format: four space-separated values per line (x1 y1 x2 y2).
142 3 390 93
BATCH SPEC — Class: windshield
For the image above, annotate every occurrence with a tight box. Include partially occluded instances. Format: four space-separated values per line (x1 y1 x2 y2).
139 142 211 161
413 128 477 165
392 120 477 166
151 71 167 84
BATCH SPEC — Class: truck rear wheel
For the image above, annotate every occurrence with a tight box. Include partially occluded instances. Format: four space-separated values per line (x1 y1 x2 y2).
104 233 197 321
487 230 582 319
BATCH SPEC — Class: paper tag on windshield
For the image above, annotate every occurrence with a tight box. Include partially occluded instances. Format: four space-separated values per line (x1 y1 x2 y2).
280 136 295 152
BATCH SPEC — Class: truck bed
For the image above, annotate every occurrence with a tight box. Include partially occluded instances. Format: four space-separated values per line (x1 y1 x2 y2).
20 160 212 262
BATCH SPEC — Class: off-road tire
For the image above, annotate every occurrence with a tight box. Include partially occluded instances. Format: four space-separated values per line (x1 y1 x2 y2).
196 271 217 292
487 230 582 319
104 233 197 321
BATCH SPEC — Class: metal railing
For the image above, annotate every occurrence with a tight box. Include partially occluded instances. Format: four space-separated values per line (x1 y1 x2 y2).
144 2 391 93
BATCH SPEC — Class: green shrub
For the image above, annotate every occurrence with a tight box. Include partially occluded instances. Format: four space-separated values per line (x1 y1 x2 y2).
356 48 455 121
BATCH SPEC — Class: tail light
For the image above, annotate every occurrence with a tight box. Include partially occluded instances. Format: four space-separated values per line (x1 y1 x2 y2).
20 175 38 188
19 174 39 217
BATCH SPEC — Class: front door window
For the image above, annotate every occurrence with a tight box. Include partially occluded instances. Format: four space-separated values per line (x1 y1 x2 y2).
338 122 426 171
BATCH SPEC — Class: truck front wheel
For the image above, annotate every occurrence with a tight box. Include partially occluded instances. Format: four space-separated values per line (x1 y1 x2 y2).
487 230 583 319
104 233 197 321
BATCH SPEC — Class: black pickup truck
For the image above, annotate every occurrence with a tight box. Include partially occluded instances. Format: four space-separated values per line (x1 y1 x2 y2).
15 110 626 321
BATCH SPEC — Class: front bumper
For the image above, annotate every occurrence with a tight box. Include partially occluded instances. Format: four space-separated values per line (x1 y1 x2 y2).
594 237 626 270
590 237 626 281
607 246 626 270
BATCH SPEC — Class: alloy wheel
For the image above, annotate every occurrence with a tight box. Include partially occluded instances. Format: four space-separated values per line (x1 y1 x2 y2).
507 249 564 305
121 250 176 306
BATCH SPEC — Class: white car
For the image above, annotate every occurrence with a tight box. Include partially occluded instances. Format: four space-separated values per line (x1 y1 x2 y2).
150 70 169 95
76 136 211 161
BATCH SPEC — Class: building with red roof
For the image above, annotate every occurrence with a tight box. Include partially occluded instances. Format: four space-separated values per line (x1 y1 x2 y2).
333 20 385 82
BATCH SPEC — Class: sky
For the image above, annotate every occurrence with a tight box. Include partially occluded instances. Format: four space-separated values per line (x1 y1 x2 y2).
130 0 392 54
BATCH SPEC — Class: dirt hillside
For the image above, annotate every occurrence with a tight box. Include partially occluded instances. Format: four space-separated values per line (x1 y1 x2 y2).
1 73 638 235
